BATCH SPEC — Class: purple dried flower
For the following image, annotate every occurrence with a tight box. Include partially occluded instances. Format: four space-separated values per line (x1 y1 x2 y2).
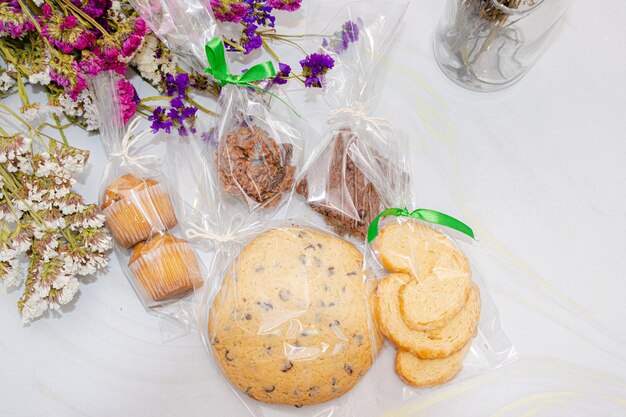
165 73 191 98
0 1 35 38
323 19 362 54
148 107 174 134
272 63 291 85
71 0 111 19
267 0 301 12
299 53 334 88
210 0 249 23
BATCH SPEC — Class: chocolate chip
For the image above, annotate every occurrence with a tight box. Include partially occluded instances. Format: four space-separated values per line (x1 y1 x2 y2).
308 386 320 397
279 289 291 301
324 284 330 291
295 404 303 408
330 320 340 328
245 387 252 394
265 346 272 355
353 334 364 346
317 243 323 249
298 255 307 265
254 266 265 273
331 377 337 386
294 340 301 347
297 231 305 238
225 350 234 361
344 364 353 375
244 313 252 320
319 301 326 307
256 301 273 311
300 329 314 337
328 302 335 307
331 387 339 393
281 361 294 372
347 271 357 276
264 386 275 393
327 266 335 276
304 244 316 251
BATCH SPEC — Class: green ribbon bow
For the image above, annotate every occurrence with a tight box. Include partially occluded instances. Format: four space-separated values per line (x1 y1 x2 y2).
204 37 276 88
204 37 300 116
367 208 475 243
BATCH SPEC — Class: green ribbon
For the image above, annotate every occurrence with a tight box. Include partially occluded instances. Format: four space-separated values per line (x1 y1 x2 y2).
204 37 277 87
203 37 300 116
367 207 475 243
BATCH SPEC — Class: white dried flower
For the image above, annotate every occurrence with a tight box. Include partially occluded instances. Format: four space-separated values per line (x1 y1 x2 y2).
1 258 23 288
0 71 15 93
28 67 51 86
56 276 79 305
21 293 48 323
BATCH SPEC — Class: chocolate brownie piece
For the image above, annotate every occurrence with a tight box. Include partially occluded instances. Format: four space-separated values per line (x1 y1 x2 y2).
296 128 383 239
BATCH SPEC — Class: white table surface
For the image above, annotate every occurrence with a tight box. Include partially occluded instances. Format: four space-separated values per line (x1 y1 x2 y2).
2 1 626 416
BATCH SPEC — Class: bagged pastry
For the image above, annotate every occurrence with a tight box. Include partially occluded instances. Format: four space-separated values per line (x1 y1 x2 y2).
132 0 303 215
92 71 203 320
365 207 516 395
296 1 410 240
197 220 383 416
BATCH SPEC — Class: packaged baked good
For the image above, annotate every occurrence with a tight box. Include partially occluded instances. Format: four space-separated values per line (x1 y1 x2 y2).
91 71 204 319
198 221 383 414
296 3 410 240
365 206 515 395
101 174 177 248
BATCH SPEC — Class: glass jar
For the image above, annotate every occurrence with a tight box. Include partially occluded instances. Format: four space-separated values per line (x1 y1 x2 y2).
434 0 570 92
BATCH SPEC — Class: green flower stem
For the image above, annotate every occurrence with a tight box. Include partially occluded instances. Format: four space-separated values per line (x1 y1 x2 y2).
222 38 245 52
260 34 308 55
56 0 109 36
186 97 217 117
16 71 29 107
53 113 68 145
140 95 172 102
261 39 281 63
22 0 43 14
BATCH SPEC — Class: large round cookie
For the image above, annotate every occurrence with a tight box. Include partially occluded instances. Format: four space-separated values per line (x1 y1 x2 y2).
209 227 379 407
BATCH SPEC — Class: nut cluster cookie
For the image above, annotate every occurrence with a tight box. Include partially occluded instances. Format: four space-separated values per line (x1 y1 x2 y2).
209 227 381 407
217 126 296 209
373 221 481 386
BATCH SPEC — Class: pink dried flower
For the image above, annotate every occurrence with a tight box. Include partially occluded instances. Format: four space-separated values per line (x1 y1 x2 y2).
0 1 35 38
268 0 302 12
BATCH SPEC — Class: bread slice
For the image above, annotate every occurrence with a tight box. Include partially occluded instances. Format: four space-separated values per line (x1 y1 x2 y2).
375 273 480 359
399 246 471 331
395 342 471 387
373 221 466 279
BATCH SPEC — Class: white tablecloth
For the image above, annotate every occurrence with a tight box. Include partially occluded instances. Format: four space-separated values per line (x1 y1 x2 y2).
1 1 625 416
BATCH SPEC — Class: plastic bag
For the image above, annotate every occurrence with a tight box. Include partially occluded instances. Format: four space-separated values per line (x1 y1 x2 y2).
128 0 220 72
210 83 304 215
197 220 384 416
296 1 411 241
91 71 204 325
365 209 516 401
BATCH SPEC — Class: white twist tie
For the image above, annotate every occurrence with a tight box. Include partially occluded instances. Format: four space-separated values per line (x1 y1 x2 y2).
110 117 160 174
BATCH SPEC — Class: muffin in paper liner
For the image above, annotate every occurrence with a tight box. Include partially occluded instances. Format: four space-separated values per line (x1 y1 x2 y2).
128 233 202 302
102 174 177 248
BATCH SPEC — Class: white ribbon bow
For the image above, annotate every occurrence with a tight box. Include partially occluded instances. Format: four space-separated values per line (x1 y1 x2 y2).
110 117 160 174
327 106 392 130
185 213 249 244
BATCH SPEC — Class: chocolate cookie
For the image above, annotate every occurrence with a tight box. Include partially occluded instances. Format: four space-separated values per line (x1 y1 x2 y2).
217 125 296 208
